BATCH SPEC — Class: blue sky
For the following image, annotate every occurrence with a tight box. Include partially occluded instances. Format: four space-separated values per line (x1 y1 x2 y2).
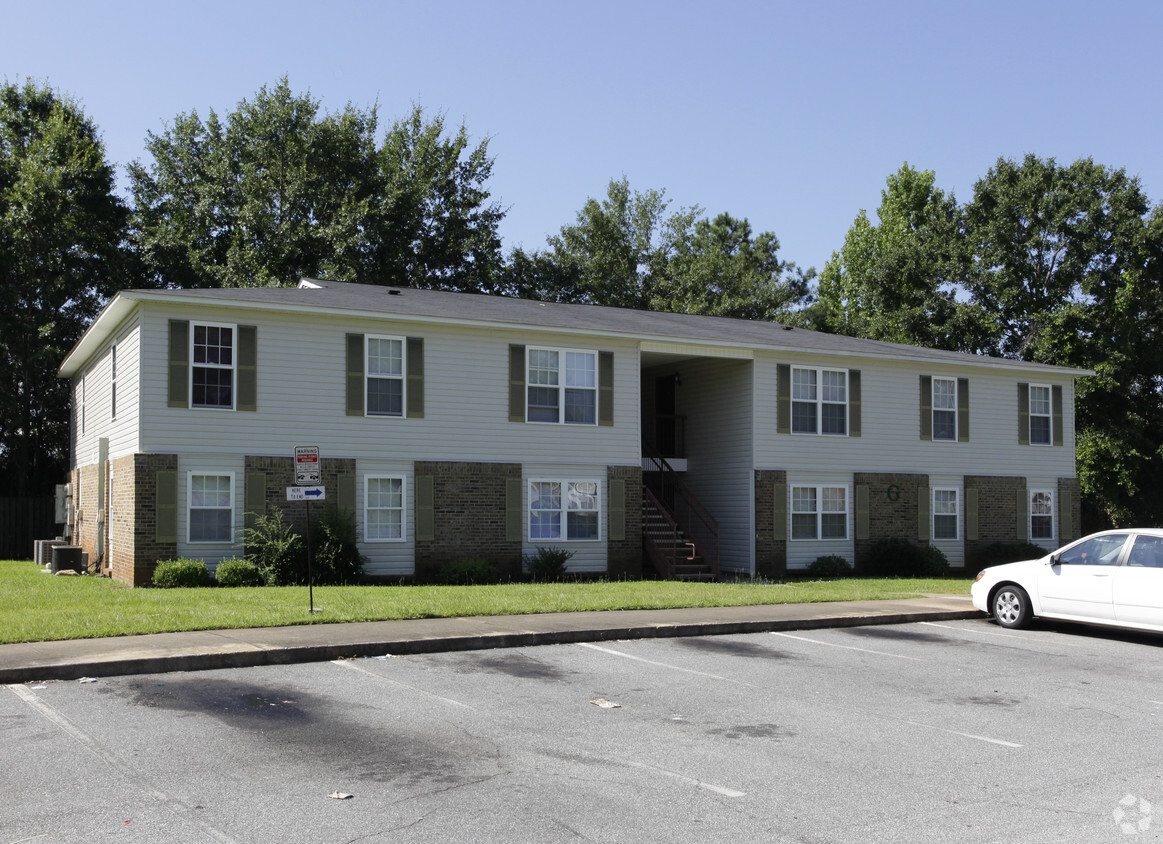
6 0 1161 277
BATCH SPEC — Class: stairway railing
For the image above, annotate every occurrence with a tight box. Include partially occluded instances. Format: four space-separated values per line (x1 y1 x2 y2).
641 442 720 577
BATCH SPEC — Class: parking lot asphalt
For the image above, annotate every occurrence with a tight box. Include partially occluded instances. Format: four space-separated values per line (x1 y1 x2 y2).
0 594 978 683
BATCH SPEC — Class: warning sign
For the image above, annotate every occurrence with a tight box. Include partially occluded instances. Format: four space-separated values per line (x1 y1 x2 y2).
294 446 320 485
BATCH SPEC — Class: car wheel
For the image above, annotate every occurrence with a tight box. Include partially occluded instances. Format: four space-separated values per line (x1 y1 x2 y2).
992 584 1031 629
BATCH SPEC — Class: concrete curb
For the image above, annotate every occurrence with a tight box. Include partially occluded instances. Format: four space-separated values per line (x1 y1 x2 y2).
0 605 981 684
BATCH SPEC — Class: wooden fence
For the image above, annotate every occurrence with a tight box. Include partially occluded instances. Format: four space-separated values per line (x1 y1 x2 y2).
0 497 58 560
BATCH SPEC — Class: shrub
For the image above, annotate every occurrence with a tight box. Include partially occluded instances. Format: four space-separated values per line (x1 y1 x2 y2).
523 546 575 581
808 555 852 578
152 558 212 588
214 557 266 587
311 506 367 585
864 539 950 577
975 542 1050 568
436 558 501 585
244 507 306 586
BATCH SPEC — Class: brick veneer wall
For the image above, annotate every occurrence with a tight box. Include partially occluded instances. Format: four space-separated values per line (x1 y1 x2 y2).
71 464 100 570
754 470 788 578
414 461 522 581
853 472 929 570
964 475 1026 568
243 456 356 538
119 453 179 586
607 465 643 579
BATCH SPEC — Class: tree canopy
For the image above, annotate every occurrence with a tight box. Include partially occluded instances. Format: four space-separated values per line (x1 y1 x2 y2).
129 78 504 292
0 80 130 496
505 177 810 320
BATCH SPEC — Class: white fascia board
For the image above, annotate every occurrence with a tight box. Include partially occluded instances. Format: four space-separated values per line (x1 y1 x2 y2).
58 294 141 379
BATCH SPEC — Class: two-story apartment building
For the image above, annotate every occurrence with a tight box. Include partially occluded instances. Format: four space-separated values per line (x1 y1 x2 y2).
59 279 1088 585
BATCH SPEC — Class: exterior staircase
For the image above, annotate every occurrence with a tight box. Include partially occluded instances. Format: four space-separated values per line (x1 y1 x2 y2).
641 444 720 581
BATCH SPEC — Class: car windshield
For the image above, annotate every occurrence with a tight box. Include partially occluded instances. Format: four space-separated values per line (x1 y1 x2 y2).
1057 534 1129 566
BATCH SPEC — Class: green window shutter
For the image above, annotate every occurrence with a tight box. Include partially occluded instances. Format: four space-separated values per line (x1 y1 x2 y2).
1059 485 1075 543
244 471 266 534
168 320 189 408
919 375 932 441
509 345 526 423
505 477 523 541
237 325 257 412
848 370 861 437
965 488 979 542
855 484 870 541
957 378 970 442
406 337 424 419
155 470 178 543
598 351 614 427
608 478 625 541
415 475 435 542
1016 489 1029 542
918 485 930 542
1017 383 1030 445
337 473 356 518
345 334 364 417
776 364 791 434
1052 385 1064 446
772 481 788 541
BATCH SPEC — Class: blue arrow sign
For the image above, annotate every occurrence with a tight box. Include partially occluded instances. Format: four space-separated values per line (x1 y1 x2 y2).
286 486 327 502
304 488 324 497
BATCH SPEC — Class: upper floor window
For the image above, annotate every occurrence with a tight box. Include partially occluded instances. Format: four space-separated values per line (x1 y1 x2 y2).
932 377 956 441
110 344 117 420
792 367 848 436
1029 385 1052 445
191 323 235 409
527 347 597 425
366 336 404 417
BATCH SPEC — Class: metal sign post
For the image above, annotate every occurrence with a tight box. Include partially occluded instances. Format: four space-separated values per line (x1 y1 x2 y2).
288 449 324 612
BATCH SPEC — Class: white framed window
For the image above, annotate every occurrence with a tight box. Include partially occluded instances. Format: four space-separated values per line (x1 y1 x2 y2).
191 322 235 410
791 367 848 435
529 479 601 541
79 372 86 436
527 347 597 425
932 377 956 441
1029 384 1052 445
188 472 234 543
933 488 959 540
110 343 118 420
366 335 405 417
1030 490 1054 542
365 476 405 541
791 485 848 540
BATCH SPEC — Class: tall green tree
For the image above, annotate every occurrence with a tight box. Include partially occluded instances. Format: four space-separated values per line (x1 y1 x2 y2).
507 177 810 319
814 163 990 351
129 79 503 291
0 80 130 496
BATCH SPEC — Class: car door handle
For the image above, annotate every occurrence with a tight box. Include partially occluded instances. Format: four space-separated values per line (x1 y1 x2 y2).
1091 573 1112 577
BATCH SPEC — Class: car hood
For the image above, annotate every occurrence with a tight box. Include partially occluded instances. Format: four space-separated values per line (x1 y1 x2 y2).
981 557 1049 579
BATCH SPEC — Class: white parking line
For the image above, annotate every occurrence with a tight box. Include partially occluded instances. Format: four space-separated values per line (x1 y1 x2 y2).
903 718 1023 748
575 642 751 685
619 758 746 798
330 659 483 712
768 631 925 661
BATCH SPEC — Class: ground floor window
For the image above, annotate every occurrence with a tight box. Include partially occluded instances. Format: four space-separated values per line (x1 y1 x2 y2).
791 485 848 540
365 476 405 541
189 473 233 543
529 479 600 541
933 488 959 540
1030 490 1054 541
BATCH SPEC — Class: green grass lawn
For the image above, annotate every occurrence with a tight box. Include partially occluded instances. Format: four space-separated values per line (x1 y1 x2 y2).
0 559 971 645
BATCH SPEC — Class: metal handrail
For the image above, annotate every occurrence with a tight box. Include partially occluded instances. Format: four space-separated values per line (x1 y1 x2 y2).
641 442 720 576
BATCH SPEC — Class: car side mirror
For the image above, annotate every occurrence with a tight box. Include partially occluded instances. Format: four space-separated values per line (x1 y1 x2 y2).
1047 554 1060 566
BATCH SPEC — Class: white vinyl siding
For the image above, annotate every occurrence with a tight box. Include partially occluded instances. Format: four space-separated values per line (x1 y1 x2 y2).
357 461 415 576
71 318 142 468
138 310 639 466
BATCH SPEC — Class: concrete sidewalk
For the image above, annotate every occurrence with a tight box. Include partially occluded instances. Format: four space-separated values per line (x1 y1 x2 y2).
0 594 981 684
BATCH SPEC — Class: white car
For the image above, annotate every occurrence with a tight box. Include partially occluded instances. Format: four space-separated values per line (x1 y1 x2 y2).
972 529 1163 631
